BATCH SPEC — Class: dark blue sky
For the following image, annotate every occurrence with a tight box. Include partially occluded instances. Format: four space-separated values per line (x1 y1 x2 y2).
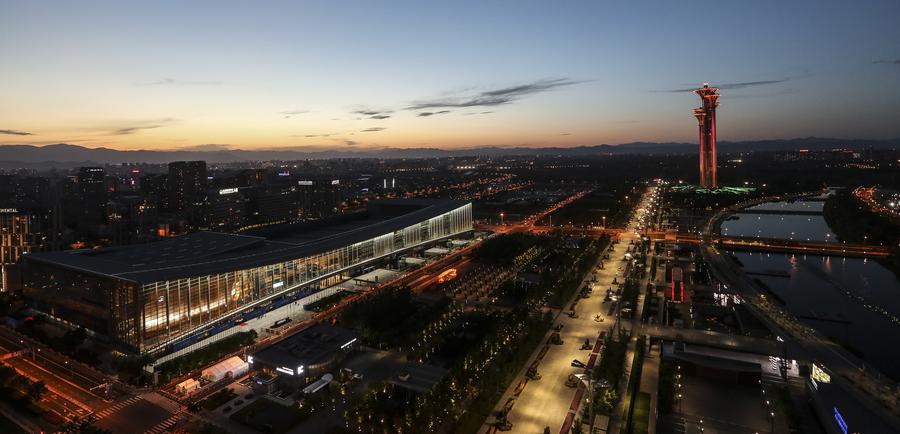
1 0 899 149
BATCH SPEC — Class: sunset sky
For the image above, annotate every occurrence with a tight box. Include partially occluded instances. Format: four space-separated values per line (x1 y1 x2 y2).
2 0 899 150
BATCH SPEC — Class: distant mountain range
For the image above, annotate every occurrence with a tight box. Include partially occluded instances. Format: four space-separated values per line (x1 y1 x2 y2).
0 137 896 166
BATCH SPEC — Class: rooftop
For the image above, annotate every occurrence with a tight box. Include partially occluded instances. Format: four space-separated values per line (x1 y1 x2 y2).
386 361 449 394
26 198 468 283
252 324 357 368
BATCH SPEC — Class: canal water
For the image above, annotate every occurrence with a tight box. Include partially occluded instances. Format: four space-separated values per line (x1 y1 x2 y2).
721 214 835 241
745 200 825 213
723 201 900 380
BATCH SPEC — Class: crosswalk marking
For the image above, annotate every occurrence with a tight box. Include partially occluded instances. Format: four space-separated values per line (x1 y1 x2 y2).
94 395 142 419
146 413 181 434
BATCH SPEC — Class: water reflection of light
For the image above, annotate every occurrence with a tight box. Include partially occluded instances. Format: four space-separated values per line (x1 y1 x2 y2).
823 256 831 274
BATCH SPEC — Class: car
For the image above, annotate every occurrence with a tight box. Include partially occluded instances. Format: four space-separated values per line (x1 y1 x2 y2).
571 359 586 368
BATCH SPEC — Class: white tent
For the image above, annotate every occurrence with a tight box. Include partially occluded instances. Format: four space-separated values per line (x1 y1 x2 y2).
201 356 249 382
424 247 449 257
302 373 334 394
176 378 200 395
403 257 425 265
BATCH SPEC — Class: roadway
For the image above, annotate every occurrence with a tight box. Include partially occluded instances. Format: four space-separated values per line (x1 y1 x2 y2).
639 324 783 356
0 326 109 422
0 326 187 432
511 225 890 258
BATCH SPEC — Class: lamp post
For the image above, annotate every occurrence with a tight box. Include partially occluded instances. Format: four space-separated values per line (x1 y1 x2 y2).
576 374 606 431
499 212 505 226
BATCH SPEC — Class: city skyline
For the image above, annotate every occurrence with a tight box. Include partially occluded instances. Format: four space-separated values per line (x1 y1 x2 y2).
3 0 900 151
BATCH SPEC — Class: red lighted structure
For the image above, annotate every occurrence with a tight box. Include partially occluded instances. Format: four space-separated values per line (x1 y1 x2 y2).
693 83 720 189
670 266 684 302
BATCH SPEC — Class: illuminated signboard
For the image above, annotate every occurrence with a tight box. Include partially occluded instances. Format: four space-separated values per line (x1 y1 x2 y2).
833 407 848 434
298 180 313 186
0 208 19 213
331 179 340 185
276 366 295 376
812 364 831 384
277 171 290 177
219 187 239 195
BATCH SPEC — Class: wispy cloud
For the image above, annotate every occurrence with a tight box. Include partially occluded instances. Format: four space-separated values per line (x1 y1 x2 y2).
297 133 336 138
407 78 582 110
559 133 572 136
136 78 223 86
108 118 177 135
873 59 900 65
360 127 385 133
652 79 789 93
462 111 494 116
281 110 310 119
0 129 33 136
417 110 451 117
344 140 359 146
351 107 393 120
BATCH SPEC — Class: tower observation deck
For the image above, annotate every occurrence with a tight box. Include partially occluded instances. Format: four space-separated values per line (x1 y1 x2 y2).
693 84 720 189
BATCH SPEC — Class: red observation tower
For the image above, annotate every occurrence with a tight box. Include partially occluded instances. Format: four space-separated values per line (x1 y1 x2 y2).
693 83 720 189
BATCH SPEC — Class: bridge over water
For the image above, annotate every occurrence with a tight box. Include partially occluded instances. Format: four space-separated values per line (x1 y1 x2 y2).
478 223 891 258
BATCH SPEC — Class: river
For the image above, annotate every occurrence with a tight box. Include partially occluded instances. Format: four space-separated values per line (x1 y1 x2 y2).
721 214 835 242
723 201 900 380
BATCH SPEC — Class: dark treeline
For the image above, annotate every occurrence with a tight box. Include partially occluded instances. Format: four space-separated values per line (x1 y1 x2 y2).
824 191 900 277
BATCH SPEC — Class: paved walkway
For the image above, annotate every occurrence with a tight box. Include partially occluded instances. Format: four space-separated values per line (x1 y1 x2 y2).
485 189 658 434
485 238 625 434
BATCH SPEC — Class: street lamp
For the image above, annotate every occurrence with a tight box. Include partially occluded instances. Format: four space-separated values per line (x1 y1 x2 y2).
499 212 505 226
575 374 606 431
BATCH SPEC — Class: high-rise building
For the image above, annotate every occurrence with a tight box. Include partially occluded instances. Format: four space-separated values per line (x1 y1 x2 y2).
77 167 108 231
0 208 44 291
167 161 207 211
297 178 347 219
693 84 720 189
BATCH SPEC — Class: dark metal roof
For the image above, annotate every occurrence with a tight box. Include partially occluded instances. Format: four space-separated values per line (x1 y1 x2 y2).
25 199 468 283
252 324 357 368
386 361 449 393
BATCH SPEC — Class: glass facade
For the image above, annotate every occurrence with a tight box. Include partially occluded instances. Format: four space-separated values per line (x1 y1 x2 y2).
24 261 138 344
27 202 471 354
